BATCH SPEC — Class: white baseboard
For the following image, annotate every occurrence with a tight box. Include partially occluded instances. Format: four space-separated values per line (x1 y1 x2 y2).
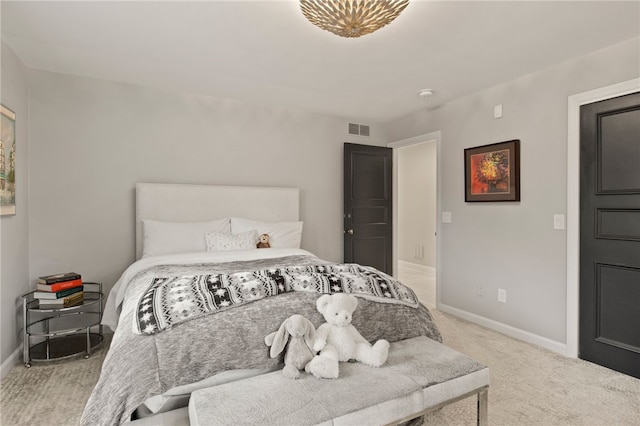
398 260 435 276
1 344 22 379
437 303 569 357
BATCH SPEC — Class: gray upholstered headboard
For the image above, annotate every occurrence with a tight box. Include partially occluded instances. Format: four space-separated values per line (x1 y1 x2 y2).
135 183 300 260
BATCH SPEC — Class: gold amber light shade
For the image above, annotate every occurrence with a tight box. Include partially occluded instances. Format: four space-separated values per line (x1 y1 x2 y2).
300 0 409 38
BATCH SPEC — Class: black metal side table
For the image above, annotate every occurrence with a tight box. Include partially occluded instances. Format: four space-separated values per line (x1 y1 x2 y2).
22 282 104 367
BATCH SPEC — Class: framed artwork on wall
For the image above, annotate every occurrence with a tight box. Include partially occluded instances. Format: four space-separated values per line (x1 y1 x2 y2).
1 104 16 215
464 139 520 202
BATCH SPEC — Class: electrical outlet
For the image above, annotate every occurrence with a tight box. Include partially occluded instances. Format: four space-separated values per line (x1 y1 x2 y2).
477 284 485 296
498 288 507 303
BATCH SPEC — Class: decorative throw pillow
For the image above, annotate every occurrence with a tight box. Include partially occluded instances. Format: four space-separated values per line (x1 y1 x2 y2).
142 218 231 257
205 230 258 251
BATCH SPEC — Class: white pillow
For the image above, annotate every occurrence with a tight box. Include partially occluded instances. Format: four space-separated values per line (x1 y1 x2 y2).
205 230 258 251
142 218 231 257
231 217 303 249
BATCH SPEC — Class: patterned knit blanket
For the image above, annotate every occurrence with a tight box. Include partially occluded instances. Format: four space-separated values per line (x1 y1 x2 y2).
136 263 419 335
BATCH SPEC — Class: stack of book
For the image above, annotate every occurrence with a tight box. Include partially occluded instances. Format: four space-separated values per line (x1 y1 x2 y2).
35 272 84 308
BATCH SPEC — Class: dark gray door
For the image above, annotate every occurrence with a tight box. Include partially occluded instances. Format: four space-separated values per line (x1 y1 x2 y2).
579 91 640 379
344 143 393 274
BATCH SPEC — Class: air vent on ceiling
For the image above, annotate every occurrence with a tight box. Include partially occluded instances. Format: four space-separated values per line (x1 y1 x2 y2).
348 123 370 136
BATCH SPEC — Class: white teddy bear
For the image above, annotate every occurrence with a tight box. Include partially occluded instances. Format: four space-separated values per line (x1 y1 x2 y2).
305 293 390 379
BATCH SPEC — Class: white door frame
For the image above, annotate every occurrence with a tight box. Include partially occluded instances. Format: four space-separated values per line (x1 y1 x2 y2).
388 131 441 305
566 78 640 358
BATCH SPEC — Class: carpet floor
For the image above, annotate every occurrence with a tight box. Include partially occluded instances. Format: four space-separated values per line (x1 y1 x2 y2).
424 310 640 425
1 310 639 425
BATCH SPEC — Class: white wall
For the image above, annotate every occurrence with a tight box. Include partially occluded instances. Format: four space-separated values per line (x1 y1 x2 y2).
385 37 640 349
0 42 30 372
26 70 387 305
397 142 436 267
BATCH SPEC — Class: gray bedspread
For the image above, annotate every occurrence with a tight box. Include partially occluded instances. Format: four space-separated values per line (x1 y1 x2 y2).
81 253 442 426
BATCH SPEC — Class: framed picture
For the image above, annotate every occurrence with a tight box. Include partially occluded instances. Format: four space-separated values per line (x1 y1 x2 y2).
464 139 520 202
1 104 16 215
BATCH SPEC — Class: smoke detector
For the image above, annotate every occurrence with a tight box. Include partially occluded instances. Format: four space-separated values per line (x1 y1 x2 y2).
418 89 434 98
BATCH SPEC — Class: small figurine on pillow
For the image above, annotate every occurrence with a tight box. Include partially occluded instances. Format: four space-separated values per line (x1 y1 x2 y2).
305 293 390 379
257 233 271 248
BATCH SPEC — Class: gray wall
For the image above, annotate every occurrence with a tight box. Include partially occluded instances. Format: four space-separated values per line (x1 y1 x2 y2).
386 37 640 345
0 69 387 369
397 142 436 268
2 35 638 369
0 42 30 371
27 70 387 296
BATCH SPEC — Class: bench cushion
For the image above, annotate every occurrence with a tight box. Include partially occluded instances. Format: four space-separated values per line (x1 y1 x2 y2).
189 336 489 426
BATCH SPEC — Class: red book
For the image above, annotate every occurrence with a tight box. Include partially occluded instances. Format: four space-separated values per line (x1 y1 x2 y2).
36 278 83 292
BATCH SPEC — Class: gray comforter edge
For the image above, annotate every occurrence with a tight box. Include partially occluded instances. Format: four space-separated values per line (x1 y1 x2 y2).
81 255 442 426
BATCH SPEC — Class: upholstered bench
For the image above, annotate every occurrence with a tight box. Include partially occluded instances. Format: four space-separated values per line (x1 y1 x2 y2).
189 336 489 426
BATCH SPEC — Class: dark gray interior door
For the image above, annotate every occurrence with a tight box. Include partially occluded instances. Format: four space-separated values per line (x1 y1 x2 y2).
344 143 392 274
579 91 640 379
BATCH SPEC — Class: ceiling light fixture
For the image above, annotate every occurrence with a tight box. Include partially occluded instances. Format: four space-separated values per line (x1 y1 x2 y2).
299 0 410 38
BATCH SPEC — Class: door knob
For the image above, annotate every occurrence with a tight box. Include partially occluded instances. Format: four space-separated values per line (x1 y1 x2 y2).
345 229 354 235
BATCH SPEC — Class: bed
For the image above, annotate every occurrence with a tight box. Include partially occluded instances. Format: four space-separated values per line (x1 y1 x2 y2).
81 183 442 425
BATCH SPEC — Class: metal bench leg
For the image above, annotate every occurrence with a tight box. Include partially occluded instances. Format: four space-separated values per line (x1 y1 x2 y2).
477 388 488 426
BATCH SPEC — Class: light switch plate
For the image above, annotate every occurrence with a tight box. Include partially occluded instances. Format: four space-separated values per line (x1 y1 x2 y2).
442 211 452 223
494 104 503 119
554 214 565 230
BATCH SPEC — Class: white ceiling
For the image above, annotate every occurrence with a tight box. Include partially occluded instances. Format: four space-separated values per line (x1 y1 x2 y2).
2 1 639 123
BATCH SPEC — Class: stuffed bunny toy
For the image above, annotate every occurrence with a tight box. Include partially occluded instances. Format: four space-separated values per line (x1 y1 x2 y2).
264 314 316 379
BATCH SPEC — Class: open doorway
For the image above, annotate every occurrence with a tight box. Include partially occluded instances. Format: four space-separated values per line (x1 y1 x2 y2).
391 138 438 307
